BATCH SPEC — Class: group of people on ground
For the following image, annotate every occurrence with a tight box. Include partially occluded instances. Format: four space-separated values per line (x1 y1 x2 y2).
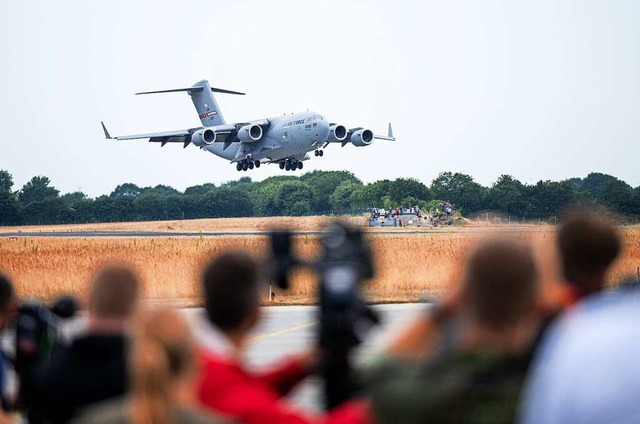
371 206 422 221
0 209 636 423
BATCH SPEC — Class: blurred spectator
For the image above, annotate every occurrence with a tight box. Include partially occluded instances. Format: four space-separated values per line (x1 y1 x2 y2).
42 265 140 424
556 211 621 305
366 238 540 424
0 273 16 420
518 288 640 424
75 308 229 424
196 251 372 424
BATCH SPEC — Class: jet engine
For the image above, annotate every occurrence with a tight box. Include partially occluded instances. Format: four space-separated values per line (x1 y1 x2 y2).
237 124 263 142
350 129 374 146
191 128 216 146
326 124 348 142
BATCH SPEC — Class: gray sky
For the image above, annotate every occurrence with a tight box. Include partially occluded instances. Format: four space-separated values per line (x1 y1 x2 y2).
1 0 638 197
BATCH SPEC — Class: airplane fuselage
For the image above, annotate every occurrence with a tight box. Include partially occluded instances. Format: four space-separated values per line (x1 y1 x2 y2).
203 111 330 163
104 79 394 172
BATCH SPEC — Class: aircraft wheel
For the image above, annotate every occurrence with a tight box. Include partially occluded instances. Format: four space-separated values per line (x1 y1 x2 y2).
279 162 285 170
243 162 249 171
285 162 291 171
255 160 261 168
236 163 242 171
314 150 318 157
319 150 324 157
249 161 254 170
298 162 303 170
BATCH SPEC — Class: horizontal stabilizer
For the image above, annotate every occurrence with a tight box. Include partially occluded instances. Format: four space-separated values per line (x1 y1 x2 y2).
136 87 245 96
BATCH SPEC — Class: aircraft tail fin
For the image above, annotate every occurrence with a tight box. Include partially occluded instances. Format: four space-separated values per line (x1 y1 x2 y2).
135 80 245 126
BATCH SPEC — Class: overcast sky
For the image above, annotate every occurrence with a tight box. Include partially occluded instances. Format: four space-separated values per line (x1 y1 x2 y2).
1 0 638 197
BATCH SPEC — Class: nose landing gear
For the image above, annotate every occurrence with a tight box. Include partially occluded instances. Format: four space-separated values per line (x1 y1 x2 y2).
314 149 324 157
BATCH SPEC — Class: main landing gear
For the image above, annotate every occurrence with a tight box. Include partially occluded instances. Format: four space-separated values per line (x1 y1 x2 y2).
313 149 324 157
279 159 303 171
236 158 261 172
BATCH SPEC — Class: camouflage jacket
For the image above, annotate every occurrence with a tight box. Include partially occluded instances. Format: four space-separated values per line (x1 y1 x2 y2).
366 349 531 424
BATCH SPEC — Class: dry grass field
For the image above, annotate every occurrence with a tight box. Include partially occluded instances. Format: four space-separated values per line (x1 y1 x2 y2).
0 215 367 234
1 223 639 307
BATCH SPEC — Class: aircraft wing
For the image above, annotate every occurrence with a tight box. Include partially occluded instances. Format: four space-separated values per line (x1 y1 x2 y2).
374 122 395 141
340 123 395 147
346 123 395 141
101 122 234 148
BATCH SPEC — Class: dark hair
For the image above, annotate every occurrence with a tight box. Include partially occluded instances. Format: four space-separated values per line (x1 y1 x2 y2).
90 265 140 319
558 212 621 293
463 239 538 329
0 273 14 314
202 251 259 332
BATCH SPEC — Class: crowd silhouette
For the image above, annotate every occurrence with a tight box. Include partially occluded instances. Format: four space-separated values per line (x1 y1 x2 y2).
0 209 636 423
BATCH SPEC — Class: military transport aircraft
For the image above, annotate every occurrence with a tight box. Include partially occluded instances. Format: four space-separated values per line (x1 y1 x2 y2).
101 80 394 171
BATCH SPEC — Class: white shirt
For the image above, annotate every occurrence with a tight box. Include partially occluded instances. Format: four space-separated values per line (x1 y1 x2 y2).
519 289 640 424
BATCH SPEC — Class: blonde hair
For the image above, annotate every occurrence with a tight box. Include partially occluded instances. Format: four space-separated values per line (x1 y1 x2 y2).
129 309 196 424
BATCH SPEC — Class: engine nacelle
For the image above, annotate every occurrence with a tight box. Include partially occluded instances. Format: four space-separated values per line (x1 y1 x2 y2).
237 124 263 143
191 128 216 147
350 129 374 146
326 124 348 142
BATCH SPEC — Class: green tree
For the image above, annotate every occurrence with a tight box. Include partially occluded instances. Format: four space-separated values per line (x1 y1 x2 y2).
110 183 143 199
0 191 21 225
278 181 314 216
18 176 60 205
146 184 179 197
358 180 392 207
250 184 282 216
330 180 362 212
390 178 432 204
488 175 528 216
200 187 252 218
431 172 487 213
90 196 120 222
133 192 167 221
300 171 360 212
525 180 574 218
580 173 619 199
0 170 13 192
184 183 216 197
23 197 71 225
599 179 638 215
62 191 88 207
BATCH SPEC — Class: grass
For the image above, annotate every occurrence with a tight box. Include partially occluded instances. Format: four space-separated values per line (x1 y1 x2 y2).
1 226 639 307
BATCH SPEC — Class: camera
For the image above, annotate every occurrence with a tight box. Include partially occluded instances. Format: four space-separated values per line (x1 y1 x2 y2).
13 296 78 421
269 221 380 410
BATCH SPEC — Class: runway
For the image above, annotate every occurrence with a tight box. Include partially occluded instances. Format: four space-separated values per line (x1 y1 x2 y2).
0 228 553 238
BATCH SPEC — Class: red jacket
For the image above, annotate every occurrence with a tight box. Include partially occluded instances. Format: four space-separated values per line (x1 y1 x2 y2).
197 348 373 424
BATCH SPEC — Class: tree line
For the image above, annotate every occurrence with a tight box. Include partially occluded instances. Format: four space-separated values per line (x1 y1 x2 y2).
0 169 638 226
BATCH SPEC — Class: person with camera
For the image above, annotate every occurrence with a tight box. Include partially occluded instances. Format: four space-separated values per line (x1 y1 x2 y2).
195 251 372 424
0 273 17 423
366 238 541 424
74 308 230 424
41 265 141 424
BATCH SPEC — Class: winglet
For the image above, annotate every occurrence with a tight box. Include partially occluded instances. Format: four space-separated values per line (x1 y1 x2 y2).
101 121 112 139
388 122 394 138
